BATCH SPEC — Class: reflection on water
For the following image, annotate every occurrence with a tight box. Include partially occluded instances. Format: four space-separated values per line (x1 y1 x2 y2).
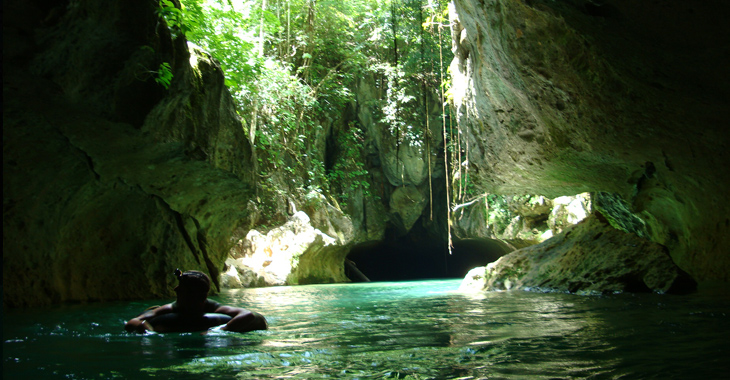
4 279 730 379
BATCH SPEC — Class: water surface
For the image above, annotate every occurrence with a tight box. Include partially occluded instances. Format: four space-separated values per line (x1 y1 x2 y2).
4 279 729 379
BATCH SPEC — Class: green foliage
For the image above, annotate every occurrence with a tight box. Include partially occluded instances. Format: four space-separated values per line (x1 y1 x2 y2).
180 0 263 97
174 0 452 217
454 169 477 199
485 194 512 232
364 0 451 149
154 62 173 89
158 0 196 38
482 194 549 234
327 123 372 207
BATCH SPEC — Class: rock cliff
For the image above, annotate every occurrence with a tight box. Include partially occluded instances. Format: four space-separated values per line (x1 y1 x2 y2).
3 0 259 306
449 0 730 286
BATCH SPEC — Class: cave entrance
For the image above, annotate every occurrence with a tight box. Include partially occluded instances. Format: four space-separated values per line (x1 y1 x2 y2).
346 232 513 282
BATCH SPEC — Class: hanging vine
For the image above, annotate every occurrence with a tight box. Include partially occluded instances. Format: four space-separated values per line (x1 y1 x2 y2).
420 0 434 221
436 0 452 254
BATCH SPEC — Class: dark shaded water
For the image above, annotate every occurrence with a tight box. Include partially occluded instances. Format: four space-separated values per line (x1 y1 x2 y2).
4 279 730 379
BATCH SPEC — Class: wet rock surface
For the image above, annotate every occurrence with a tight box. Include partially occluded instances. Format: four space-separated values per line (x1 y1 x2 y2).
460 213 697 294
224 211 351 287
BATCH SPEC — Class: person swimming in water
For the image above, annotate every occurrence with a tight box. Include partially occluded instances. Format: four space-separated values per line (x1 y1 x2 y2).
124 269 267 333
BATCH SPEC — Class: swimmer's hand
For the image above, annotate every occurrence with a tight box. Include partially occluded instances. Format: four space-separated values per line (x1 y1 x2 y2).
141 319 155 332
125 304 174 333
215 306 268 332
124 317 155 333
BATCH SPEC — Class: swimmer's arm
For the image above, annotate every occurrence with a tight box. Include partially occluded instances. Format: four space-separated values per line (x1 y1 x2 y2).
124 304 174 333
214 305 262 332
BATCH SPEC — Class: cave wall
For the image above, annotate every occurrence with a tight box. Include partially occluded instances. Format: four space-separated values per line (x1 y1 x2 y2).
348 73 448 239
3 0 257 307
5 0 729 307
449 0 730 284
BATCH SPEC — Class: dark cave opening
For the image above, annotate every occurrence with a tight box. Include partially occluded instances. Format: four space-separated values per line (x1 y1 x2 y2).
346 233 513 282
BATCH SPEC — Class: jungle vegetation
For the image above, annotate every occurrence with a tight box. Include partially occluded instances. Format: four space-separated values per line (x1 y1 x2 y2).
159 0 462 226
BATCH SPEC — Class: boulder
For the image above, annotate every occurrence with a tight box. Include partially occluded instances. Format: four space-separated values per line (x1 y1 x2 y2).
224 211 350 287
460 213 697 294
547 193 591 235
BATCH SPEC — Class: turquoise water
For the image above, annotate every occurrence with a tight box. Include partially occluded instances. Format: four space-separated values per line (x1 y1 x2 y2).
4 279 729 379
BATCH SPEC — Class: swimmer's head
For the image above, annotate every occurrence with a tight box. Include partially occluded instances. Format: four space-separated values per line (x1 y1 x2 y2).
174 269 211 300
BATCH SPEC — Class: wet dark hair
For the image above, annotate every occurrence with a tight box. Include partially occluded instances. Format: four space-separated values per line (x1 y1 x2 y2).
174 268 211 295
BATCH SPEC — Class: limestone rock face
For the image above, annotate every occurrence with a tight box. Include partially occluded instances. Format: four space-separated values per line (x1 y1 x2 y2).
356 74 443 189
352 73 445 239
449 0 730 283
547 193 591 236
3 0 256 307
299 191 355 246
224 211 350 286
452 193 590 248
141 44 254 183
389 186 429 232
460 214 697 294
